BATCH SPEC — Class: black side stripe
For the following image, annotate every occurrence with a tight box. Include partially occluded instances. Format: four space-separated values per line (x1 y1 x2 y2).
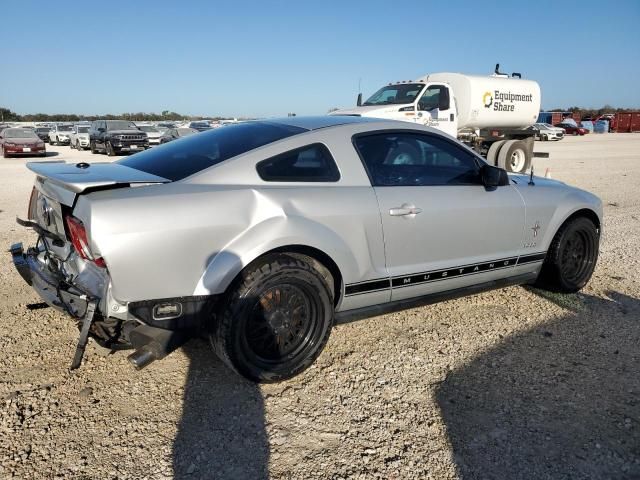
344 251 547 297
518 252 547 264
344 279 391 296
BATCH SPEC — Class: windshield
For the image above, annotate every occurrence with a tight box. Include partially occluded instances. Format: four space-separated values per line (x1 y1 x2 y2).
119 122 306 181
138 125 159 132
177 128 198 136
58 125 73 132
363 83 425 106
76 126 89 133
3 129 39 139
36 128 51 133
107 121 138 130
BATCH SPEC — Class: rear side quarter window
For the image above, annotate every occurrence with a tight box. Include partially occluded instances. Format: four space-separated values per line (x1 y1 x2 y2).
256 143 340 182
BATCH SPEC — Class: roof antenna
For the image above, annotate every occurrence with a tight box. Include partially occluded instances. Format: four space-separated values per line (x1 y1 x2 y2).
528 165 535 186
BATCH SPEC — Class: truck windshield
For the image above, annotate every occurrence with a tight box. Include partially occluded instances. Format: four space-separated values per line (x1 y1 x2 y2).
363 83 425 106
107 121 138 130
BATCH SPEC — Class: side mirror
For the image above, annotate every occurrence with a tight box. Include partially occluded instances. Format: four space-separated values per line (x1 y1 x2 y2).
357 93 363 107
438 88 450 110
481 164 508 188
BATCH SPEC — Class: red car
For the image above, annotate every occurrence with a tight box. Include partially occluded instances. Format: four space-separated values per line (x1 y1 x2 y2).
0 128 47 158
554 123 587 136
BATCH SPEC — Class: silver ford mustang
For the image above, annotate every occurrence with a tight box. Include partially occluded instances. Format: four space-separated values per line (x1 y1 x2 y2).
10 116 602 382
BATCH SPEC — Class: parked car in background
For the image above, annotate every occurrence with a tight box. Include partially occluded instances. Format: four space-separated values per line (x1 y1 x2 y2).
157 122 177 130
532 123 564 141
0 128 46 157
10 116 602 381
0 124 11 132
159 127 198 144
70 125 91 150
136 125 163 146
89 120 149 156
35 127 51 142
187 121 212 132
555 123 588 136
49 124 74 145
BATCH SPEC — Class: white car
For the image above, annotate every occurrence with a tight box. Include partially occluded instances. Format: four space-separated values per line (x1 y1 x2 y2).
533 123 564 141
136 125 163 146
69 125 91 150
48 124 74 145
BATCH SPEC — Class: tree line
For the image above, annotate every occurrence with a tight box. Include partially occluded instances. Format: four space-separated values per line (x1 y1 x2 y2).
0 107 234 123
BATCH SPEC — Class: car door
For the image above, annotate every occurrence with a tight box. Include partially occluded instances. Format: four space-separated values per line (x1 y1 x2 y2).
353 131 526 302
417 84 458 138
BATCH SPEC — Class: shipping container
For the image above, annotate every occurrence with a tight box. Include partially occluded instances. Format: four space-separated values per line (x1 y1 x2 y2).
612 112 640 133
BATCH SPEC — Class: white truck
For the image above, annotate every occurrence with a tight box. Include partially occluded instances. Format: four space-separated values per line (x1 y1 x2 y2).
332 65 542 173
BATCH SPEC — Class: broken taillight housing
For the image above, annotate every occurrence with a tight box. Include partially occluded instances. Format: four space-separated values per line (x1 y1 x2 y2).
64 215 106 268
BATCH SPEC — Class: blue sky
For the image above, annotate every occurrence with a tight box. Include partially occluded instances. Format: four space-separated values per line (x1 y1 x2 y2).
1 0 638 117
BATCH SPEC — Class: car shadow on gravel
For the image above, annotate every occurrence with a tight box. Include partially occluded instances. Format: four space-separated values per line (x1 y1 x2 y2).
436 290 640 480
172 339 269 479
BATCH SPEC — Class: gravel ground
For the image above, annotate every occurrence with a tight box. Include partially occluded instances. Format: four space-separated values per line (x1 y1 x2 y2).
0 135 638 480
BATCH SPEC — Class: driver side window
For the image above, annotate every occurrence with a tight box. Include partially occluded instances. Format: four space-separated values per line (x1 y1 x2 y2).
418 85 444 111
354 132 481 187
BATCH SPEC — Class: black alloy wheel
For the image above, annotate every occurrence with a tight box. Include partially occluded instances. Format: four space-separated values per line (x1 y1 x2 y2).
212 254 334 382
535 216 599 293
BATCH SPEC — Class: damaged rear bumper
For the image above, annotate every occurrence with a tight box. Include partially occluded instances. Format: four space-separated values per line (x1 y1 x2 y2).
10 242 207 370
10 242 92 318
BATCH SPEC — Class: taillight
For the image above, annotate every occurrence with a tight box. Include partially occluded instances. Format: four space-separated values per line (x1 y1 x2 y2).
64 215 106 268
27 187 37 219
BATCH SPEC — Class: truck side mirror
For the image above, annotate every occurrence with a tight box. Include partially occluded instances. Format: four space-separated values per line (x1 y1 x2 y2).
438 89 450 110
357 93 363 107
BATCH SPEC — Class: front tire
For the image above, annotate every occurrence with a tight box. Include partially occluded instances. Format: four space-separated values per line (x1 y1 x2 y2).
211 254 334 383
535 216 599 293
106 141 116 156
90 140 98 154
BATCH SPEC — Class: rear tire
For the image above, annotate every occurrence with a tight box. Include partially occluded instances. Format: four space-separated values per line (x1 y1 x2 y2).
535 216 599 293
497 139 531 173
211 254 334 383
486 140 507 166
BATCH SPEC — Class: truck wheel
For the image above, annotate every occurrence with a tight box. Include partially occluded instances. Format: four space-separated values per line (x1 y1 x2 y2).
542 134 548 141
534 216 599 293
486 140 506 166
50 137 56 146
211 254 334 383
90 141 97 154
497 139 531 173
106 141 116 157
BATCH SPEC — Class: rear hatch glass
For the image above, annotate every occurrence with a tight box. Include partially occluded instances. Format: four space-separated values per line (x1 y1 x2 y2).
118 122 306 181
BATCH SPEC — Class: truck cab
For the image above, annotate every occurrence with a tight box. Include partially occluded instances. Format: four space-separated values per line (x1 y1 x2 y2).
335 81 458 138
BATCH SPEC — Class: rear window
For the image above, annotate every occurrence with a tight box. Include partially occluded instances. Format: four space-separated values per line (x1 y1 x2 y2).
257 144 340 182
118 122 306 181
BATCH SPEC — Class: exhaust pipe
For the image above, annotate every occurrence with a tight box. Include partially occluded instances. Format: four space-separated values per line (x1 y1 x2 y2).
125 324 189 370
127 345 157 370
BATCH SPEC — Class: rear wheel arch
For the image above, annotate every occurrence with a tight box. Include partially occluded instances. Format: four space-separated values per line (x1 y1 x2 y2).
233 245 343 307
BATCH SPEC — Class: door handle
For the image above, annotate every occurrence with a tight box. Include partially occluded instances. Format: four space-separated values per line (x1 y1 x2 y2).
389 204 422 216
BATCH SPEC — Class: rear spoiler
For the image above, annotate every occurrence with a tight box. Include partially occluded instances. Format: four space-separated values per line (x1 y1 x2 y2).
27 161 170 206
27 161 170 193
